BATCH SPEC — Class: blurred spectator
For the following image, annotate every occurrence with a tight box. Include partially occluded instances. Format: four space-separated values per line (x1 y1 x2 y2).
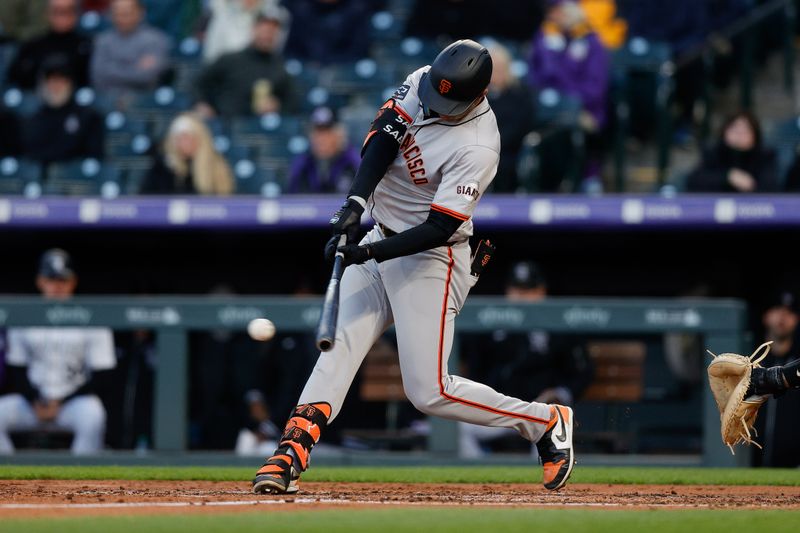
21 56 104 165
527 0 610 132
90 0 171 101
141 113 233 195
485 42 535 192
287 106 360 194
578 0 626 49
234 389 280 456
203 0 286 64
753 291 800 467
458 261 593 458
7 0 92 90
0 249 116 455
0 0 48 42
780 148 800 192
195 6 294 119
686 111 778 193
619 0 709 55
284 0 373 65
0 108 22 157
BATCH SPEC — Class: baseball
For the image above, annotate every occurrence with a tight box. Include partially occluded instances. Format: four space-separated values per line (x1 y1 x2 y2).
247 318 276 341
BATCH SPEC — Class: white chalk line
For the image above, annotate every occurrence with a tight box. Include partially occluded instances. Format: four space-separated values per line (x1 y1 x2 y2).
0 498 714 510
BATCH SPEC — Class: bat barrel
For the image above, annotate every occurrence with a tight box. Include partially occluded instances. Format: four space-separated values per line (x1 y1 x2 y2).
315 255 345 351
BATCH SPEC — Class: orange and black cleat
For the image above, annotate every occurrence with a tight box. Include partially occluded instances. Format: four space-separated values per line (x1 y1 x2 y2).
252 449 300 494
536 404 575 491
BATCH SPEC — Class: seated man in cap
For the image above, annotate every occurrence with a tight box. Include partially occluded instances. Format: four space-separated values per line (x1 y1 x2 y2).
286 106 361 194
21 55 104 166
746 291 800 467
0 249 116 455
458 261 594 458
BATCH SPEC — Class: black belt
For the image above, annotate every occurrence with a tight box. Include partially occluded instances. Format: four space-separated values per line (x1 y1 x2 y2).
379 223 397 237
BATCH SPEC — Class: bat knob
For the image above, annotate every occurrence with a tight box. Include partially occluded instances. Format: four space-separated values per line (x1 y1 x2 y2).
317 338 334 352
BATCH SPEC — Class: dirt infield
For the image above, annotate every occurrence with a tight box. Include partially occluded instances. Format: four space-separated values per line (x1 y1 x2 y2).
1 480 799 518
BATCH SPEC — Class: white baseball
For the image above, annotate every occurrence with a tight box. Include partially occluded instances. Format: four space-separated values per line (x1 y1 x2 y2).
247 318 276 341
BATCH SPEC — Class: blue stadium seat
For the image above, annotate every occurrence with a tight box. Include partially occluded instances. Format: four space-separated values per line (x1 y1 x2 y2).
2 88 40 117
767 116 800 188
79 10 111 36
45 159 122 197
0 157 42 197
324 59 396 97
232 157 281 197
129 86 192 135
531 88 582 128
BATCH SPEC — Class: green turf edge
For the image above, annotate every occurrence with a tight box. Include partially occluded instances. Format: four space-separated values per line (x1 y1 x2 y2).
2 509 800 533
0 465 799 485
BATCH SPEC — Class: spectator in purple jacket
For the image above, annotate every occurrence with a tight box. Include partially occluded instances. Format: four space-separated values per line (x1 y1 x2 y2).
527 0 610 132
286 106 360 194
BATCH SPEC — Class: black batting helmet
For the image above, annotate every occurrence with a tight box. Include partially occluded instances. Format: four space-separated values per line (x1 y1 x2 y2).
418 39 492 116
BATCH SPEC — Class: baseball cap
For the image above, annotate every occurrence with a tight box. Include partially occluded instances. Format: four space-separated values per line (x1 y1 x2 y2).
764 290 800 314
39 54 75 81
310 106 338 129
38 248 76 280
507 261 546 289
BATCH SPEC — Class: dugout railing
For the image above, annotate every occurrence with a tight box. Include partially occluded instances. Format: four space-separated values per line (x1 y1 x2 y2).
0 296 747 467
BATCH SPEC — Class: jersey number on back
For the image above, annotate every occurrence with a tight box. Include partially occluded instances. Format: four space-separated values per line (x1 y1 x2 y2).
400 133 428 185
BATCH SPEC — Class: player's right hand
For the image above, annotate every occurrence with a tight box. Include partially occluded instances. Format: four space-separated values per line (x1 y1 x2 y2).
329 197 364 244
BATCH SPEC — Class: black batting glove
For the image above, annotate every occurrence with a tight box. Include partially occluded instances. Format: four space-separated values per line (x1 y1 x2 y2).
324 234 344 264
337 243 373 267
329 197 365 245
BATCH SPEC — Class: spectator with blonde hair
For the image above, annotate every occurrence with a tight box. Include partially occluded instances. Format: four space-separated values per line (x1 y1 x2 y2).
141 113 234 195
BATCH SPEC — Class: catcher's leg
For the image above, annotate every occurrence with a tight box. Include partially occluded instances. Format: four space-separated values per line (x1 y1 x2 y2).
253 230 392 494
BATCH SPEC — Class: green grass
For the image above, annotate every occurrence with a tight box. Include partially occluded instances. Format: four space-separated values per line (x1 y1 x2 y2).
0 465 799 485
2 509 800 533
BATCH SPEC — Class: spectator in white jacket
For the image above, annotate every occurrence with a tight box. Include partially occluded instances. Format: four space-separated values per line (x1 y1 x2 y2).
203 0 288 64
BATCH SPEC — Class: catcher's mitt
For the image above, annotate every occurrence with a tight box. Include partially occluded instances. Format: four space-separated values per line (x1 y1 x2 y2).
707 341 772 454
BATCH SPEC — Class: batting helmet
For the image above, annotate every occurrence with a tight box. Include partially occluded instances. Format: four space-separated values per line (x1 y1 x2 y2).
418 39 493 116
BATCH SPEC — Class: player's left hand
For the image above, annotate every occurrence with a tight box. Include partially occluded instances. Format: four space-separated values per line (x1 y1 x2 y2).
336 243 372 267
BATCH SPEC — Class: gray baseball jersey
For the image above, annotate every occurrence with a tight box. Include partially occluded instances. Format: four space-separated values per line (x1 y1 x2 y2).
370 66 500 242
297 66 553 447
6 328 116 400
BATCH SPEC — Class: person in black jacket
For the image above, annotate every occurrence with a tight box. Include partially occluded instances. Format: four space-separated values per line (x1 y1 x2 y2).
0 108 21 158
686 111 778 192
7 0 92 90
748 291 800 467
485 41 535 192
21 56 104 165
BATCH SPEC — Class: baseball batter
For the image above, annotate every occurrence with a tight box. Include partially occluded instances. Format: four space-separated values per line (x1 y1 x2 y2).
253 40 575 494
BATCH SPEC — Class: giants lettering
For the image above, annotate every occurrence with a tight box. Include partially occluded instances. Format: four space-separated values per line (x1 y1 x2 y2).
400 133 428 185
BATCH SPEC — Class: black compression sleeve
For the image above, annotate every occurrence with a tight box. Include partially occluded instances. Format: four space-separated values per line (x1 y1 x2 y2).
348 133 398 200
780 358 800 389
369 209 464 263
6 365 40 403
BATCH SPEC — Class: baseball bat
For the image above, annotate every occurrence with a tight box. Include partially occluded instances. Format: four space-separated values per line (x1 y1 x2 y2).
316 235 347 351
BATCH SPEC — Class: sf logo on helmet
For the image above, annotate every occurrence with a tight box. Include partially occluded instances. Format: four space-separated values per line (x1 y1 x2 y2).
439 79 452 94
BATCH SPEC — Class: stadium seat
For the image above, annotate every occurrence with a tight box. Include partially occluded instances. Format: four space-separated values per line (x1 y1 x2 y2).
323 59 396 100
0 157 42 197
516 89 585 193
44 159 122 197
232 157 281 197
129 86 192 136
767 115 800 189
2 88 40 117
